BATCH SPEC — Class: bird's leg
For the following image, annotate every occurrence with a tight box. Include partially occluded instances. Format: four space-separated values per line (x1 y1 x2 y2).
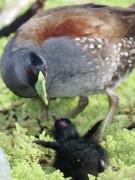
35 104 49 137
37 101 49 133
83 120 103 143
63 96 89 118
101 88 119 134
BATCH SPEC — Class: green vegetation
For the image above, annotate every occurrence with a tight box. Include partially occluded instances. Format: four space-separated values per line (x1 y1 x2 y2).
0 0 135 179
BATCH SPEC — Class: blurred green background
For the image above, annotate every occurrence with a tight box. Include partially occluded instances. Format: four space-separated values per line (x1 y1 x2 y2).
0 0 135 179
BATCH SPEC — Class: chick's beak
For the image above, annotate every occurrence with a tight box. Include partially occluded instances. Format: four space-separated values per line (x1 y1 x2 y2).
52 114 60 121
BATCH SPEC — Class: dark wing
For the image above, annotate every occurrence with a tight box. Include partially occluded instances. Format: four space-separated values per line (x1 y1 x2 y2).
15 4 135 45
34 140 60 150
83 120 103 142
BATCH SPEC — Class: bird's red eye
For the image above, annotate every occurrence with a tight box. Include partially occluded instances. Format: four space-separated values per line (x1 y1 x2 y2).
26 69 33 75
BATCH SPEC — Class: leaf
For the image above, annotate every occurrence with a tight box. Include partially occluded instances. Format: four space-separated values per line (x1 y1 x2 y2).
35 71 48 105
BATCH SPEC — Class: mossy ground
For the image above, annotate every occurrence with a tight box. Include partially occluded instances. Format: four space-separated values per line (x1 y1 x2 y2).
0 0 135 179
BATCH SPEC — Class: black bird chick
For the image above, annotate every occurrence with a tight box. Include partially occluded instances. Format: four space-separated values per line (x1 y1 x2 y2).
34 115 108 179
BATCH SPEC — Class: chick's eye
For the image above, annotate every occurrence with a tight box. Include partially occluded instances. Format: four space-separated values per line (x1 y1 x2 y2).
26 69 33 75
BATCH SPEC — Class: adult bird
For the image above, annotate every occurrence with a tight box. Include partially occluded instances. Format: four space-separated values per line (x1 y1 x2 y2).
1 3 135 134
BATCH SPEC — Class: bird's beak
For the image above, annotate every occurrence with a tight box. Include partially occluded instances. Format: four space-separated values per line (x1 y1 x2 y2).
35 68 48 105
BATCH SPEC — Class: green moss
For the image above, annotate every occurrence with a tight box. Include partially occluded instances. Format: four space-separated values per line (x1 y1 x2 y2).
0 123 71 179
0 122 135 179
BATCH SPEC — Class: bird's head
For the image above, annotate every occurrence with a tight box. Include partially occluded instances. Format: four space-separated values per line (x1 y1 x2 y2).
52 114 79 143
1 39 47 98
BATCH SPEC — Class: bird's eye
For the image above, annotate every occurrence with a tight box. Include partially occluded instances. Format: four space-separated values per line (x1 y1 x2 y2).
26 68 33 75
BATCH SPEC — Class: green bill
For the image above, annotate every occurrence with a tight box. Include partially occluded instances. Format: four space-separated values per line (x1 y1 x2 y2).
35 71 48 105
